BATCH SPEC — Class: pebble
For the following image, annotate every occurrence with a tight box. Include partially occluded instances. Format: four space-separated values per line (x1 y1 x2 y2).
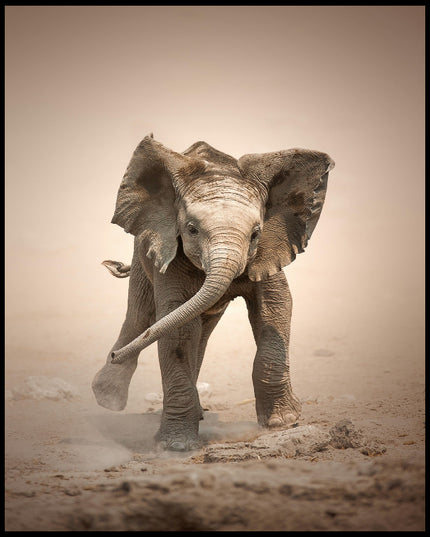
63 489 82 496
144 392 163 403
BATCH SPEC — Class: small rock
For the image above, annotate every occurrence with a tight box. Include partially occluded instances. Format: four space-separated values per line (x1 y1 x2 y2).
63 489 82 496
329 420 363 449
251 425 331 456
9 376 79 401
104 466 120 472
360 441 387 456
204 425 331 462
144 392 163 403
17 490 36 497
196 382 211 396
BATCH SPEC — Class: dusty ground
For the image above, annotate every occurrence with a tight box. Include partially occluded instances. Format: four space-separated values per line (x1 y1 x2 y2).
4 294 425 532
5 4 425 533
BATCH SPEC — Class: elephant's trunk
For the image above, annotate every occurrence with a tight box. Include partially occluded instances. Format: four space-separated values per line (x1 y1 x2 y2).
110 244 244 364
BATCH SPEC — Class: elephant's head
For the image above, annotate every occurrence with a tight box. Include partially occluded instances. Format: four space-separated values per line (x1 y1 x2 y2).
110 134 334 363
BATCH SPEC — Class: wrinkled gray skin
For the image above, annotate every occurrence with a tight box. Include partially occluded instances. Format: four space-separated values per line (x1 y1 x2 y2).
92 134 335 451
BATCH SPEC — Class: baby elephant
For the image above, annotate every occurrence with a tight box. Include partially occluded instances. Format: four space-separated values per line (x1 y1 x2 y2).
92 134 335 451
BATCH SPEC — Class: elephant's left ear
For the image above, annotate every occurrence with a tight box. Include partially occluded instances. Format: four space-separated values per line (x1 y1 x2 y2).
238 148 335 282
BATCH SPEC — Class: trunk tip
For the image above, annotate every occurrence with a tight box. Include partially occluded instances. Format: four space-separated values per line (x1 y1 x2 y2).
110 329 152 364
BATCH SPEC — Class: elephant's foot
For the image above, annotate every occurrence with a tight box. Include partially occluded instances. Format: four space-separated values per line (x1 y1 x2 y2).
256 392 302 429
155 418 201 452
267 410 298 429
157 434 201 452
92 360 137 411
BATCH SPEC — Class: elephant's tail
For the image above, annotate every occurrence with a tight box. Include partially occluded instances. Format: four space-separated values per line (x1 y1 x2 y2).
102 260 131 278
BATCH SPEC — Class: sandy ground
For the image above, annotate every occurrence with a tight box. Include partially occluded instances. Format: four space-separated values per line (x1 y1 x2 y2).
5 291 425 531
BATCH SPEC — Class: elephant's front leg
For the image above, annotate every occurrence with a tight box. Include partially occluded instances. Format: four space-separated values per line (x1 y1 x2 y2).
151 257 204 453
246 271 301 428
155 314 203 451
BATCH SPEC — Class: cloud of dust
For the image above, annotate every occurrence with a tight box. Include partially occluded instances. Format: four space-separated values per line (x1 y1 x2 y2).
4 6 425 467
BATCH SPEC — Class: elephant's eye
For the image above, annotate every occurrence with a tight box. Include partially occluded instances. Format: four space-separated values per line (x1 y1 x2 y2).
250 225 261 242
187 222 199 236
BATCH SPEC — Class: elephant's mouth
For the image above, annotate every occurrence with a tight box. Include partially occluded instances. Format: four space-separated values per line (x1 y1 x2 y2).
188 255 204 272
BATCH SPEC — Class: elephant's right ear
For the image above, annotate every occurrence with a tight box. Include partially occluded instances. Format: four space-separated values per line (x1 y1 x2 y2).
112 135 193 273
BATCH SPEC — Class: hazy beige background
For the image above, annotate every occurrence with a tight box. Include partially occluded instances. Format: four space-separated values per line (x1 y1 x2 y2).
5 5 424 391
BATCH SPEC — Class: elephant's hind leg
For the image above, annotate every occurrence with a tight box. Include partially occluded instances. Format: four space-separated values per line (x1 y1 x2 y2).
92 252 155 411
246 271 301 428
